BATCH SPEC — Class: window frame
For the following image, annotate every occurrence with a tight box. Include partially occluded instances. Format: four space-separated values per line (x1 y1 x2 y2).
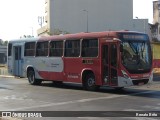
64 39 81 57
36 41 49 57
81 38 99 58
24 42 36 57
49 40 64 57
8 43 12 56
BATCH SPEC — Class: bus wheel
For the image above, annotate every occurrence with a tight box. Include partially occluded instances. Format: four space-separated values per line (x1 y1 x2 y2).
83 73 99 91
28 70 42 85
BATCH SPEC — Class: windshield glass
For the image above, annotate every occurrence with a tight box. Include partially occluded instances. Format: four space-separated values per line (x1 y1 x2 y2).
121 41 152 73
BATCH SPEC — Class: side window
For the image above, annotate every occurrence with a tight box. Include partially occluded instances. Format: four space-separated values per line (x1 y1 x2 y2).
82 39 98 57
102 45 108 64
24 42 35 56
49 41 63 57
36 41 49 56
65 40 80 57
15 47 18 60
8 43 12 56
111 44 117 67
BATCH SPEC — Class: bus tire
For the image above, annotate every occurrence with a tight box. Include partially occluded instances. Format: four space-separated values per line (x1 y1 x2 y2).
83 73 99 91
27 70 42 85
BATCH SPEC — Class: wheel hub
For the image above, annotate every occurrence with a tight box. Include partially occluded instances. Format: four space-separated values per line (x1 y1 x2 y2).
88 78 95 86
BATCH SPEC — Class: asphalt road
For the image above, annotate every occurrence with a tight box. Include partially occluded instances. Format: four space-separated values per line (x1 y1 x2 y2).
0 75 160 120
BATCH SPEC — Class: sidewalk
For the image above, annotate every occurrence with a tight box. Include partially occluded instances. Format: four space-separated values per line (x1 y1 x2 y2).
0 75 14 78
0 67 13 78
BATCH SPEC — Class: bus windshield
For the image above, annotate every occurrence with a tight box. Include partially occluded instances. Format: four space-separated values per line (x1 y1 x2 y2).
121 40 152 73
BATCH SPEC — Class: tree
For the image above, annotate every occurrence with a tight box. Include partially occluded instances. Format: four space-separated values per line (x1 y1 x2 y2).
0 39 8 46
20 35 34 38
0 39 2 45
3 40 8 46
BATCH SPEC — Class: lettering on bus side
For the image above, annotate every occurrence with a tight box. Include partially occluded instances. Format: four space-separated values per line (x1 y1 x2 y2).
82 59 94 64
68 73 80 79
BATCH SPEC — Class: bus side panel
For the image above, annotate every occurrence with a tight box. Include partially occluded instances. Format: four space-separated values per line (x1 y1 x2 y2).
63 57 101 85
48 72 64 81
63 58 82 83
34 57 64 80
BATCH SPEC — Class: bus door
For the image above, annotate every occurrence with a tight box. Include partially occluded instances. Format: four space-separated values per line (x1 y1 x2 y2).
102 43 118 86
14 46 22 77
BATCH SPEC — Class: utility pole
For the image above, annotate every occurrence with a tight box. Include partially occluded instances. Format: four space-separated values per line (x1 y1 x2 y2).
83 9 89 32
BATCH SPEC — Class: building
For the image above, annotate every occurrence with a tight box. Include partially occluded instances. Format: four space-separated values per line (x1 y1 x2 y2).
151 0 160 41
150 0 160 71
37 0 149 36
0 45 7 64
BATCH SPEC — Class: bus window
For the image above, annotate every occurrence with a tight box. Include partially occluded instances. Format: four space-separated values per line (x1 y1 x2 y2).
82 39 98 57
36 41 49 56
111 44 117 67
15 46 21 60
24 42 35 56
49 41 63 57
8 43 12 56
65 40 80 57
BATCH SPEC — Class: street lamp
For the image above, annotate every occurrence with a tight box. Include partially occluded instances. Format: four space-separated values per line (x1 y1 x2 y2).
83 9 88 32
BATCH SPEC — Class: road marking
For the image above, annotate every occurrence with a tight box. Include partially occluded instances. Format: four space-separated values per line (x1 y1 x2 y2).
6 90 156 111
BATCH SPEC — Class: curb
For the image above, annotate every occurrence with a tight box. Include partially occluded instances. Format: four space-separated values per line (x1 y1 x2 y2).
0 75 14 78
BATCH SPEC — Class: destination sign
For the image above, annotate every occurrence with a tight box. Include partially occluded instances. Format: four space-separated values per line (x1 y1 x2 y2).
119 33 148 41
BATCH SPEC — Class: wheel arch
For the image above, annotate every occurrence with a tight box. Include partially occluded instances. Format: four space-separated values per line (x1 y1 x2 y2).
26 65 35 77
81 69 95 84
81 69 100 91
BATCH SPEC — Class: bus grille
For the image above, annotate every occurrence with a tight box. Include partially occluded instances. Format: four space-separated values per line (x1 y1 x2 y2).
132 79 149 85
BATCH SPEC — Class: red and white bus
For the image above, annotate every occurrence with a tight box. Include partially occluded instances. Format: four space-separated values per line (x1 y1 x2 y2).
7 31 153 90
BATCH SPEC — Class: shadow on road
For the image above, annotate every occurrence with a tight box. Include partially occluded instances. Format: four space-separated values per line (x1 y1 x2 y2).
38 81 160 99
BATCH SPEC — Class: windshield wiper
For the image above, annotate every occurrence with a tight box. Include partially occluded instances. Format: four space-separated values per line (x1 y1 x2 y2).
128 42 141 65
140 42 145 59
128 42 138 55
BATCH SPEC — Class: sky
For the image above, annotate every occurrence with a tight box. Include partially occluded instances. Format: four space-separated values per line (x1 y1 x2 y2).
0 0 156 40
133 0 155 22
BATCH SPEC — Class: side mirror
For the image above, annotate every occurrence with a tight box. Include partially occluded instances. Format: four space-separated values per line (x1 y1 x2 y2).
120 44 123 52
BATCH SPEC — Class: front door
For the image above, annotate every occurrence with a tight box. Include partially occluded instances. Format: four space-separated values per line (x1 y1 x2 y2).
102 43 118 86
14 46 22 77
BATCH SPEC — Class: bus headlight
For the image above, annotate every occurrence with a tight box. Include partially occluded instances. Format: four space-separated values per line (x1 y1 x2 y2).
121 70 129 79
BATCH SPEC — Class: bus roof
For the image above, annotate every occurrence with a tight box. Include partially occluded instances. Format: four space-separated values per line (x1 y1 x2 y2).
8 37 39 43
39 30 146 41
8 30 146 43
